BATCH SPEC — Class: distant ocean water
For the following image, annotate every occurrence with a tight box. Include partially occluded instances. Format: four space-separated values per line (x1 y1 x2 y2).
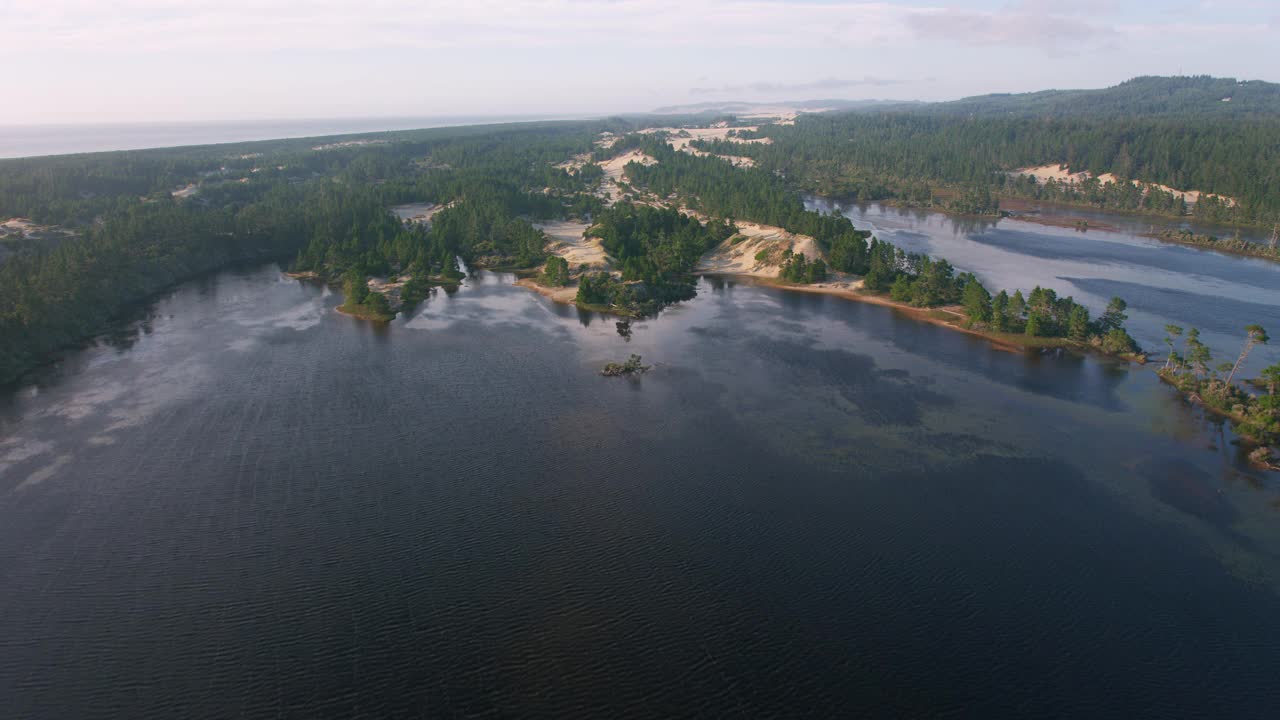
0 116 564 159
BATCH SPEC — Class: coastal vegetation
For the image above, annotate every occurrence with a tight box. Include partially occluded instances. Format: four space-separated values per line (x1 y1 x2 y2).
1 75 1276 405
1145 228 1280 262
339 270 396 321
538 256 571 287
572 203 736 314
1157 324 1280 459
0 120 616 382
601 354 649 377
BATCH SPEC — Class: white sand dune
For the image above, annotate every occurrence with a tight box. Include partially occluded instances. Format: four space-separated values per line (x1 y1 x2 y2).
1015 164 1234 206
596 149 657 204
534 220 613 270
695 221 825 277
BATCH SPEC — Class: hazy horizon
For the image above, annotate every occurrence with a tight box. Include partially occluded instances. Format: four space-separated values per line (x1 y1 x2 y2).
5 1 1278 125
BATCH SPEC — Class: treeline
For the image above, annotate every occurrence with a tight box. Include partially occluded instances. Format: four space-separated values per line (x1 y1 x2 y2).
1158 325 1280 450
704 109 1280 226
0 200 300 383
576 203 734 313
808 231 1140 354
618 136 873 254
0 120 624 383
1145 228 1280 262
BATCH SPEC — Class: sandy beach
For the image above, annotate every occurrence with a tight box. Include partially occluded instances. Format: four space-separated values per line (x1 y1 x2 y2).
515 277 578 305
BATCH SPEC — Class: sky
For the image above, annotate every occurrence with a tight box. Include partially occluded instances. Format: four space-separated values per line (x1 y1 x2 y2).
2 0 1278 124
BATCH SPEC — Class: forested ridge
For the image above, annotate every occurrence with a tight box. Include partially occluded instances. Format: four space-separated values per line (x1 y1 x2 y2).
698 76 1280 226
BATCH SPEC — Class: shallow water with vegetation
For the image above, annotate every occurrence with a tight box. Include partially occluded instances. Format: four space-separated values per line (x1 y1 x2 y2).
2 254 1279 717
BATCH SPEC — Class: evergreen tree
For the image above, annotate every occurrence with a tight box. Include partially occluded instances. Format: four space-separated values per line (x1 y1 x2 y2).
991 290 1010 331
962 280 992 324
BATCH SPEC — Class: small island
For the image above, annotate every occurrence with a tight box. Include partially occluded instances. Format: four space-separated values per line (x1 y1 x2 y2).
1144 228 1280 263
601 354 649 377
337 269 396 321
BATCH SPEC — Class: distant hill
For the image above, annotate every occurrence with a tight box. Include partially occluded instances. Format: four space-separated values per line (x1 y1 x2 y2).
650 99 914 115
910 76 1280 119
653 77 1280 121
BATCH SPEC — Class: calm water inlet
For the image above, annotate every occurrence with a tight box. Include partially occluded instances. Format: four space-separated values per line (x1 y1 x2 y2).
2 255 1279 717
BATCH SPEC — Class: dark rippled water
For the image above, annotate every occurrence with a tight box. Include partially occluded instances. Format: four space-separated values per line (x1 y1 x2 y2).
2 256 1280 717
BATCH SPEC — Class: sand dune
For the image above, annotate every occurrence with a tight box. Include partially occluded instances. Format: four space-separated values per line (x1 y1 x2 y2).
642 126 771 152
534 220 612 270
1016 164 1234 206
596 149 657 204
695 221 825 277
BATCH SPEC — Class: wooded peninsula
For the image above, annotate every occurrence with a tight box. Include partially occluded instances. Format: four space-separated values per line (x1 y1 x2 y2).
2 75 1278 459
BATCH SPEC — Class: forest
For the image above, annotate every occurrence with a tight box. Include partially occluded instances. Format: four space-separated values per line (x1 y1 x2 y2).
2 75 1277 393
694 77 1280 226
575 203 735 313
0 120 616 383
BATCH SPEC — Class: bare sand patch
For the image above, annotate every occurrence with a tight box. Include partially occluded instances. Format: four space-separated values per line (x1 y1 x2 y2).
596 149 657 205
638 126 769 168
1015 164 1234 206
641 126 772 153
1 218 77 242
534 220 613 270
556 152 592 172
312 139 386 152
695 221 824 277
515 277 579 305
391 202 449 224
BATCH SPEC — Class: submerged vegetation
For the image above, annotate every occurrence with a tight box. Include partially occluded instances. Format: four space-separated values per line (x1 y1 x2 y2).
601 354 649 377
1156 325 1280 453
1146 228 1280 262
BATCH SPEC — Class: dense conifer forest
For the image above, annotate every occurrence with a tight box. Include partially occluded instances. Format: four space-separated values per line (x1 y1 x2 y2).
698 77 1280 226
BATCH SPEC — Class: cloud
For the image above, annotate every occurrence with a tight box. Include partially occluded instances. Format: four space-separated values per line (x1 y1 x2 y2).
908 3 1120 52
0 1 917 53
690 76 903 96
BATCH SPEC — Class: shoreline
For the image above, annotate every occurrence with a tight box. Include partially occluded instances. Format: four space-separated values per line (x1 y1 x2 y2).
1155 372 1279 469
1140 230 1280 264
510 265 1140 364
1002 211 1121 234
514 277 639 318
334 303 394 322
703 272 1143 362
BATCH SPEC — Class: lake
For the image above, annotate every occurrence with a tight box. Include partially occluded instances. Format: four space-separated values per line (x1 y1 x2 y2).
810 198 1280 373
2 209 1280 718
